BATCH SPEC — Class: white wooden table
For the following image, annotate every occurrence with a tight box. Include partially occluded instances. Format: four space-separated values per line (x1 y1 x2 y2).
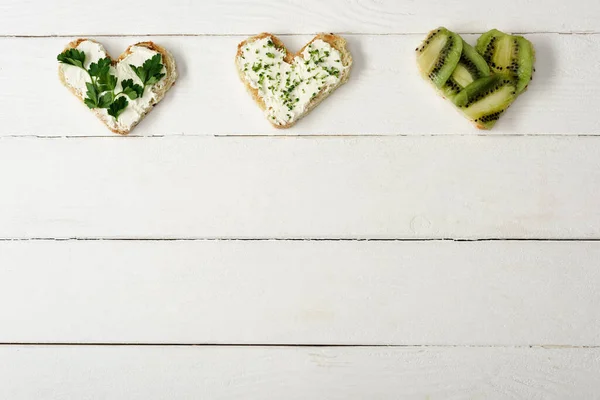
1 1 600 398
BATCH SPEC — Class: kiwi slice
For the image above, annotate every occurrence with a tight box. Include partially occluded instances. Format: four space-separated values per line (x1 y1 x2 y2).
476 29 535 94
442 40 491 101
454 74 517 129
416 27 463 89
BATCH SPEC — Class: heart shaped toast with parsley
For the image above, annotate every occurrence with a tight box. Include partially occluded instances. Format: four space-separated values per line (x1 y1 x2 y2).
236 33 352 128
57 39 177 135
416 27 535 129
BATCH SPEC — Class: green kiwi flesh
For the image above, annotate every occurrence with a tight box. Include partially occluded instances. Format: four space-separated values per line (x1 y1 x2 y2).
442 40 491 102
416 27 463 89
454 74 517 129
476 29 535 94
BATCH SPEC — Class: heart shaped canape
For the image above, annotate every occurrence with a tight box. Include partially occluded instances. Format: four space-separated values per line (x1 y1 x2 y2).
236 33 352 128
416 27 535 129
57 39 177 134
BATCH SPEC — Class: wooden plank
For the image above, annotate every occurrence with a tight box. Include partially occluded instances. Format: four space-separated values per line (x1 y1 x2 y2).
0 240 598 345
1 34 599 137
1 0 599 35
0 136 599 239
1 345 599 399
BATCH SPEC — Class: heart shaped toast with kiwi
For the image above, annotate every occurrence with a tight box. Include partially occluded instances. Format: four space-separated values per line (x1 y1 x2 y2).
236 33 352 128
416 27 535 129
57 39 177 134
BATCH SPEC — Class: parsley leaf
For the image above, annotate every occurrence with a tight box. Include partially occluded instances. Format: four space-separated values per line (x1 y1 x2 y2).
98 92 114 108
57 49 86 69
88 57 116 92
129 65 144 82
107 96 128 119
97 73 117 93
130 53 165 89
83 99 97 109
120 79 144 100
84 82 99 108
88 57 111 78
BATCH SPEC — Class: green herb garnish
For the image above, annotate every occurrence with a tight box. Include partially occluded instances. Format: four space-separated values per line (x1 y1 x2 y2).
322 66 340 77
58 48 166 121
120 79 144 100
129 54 166 93
57 49 86 69
107 96 128 119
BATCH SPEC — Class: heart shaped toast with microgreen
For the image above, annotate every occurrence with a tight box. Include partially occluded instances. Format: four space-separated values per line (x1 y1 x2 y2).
416 27 535 129
57 39 177 134
236 33 352 128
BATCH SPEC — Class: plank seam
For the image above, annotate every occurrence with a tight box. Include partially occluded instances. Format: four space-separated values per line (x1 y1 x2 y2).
1 31 598 38
0 238 598 242
3 133 600 139
0 343 598 349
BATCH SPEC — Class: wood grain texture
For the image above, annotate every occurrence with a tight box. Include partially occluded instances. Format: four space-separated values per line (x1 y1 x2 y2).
0 136 599 239
1 240 599 345
2 34 599 136
1 0 599 397
1 345 599 399
1 0 599 35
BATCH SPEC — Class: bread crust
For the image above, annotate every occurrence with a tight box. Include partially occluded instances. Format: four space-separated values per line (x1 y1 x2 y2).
236 33 352 129
58 39 177 135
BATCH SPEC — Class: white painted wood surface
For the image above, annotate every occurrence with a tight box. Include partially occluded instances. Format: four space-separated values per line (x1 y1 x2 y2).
1 0 599 397
1 34 599 136
0 136 599 239
1 240 599 345
2 345 599 400
1 0 599 35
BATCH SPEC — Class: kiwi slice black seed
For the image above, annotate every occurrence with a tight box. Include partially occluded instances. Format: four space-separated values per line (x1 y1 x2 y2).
416 27 463 89
454 74 517 129
442 40 491 101
476 29 535 95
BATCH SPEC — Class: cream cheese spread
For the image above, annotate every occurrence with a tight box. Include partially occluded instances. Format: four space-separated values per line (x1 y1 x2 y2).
60 40 167 131
237 37 347 125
